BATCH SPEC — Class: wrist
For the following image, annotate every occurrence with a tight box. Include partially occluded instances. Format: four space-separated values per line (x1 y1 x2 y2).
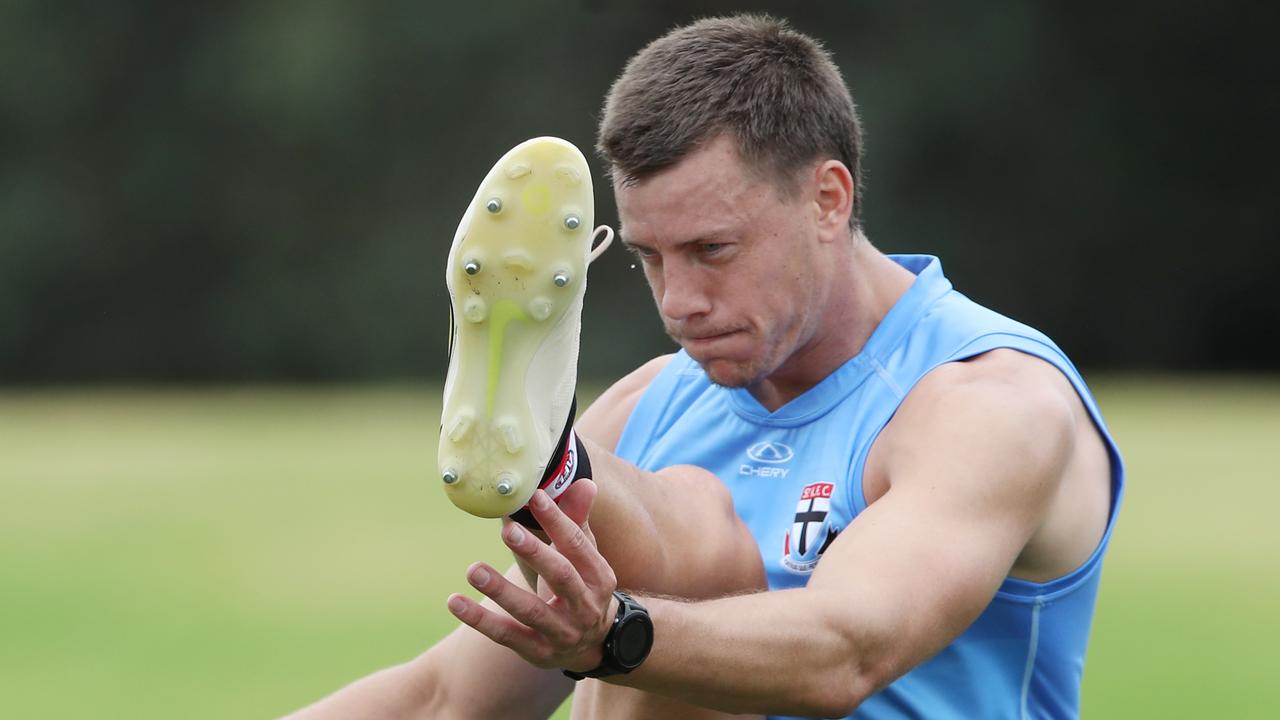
563 591 654 680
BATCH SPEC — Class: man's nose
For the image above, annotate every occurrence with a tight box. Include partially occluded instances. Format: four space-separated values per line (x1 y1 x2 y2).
659 260 712 321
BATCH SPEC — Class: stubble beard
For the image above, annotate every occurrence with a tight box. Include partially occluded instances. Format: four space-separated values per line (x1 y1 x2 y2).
678 332 782 390
703 360 767 389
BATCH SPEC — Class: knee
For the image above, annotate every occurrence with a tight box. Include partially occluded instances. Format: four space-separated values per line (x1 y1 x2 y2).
655 464 737 520
654 465 765 595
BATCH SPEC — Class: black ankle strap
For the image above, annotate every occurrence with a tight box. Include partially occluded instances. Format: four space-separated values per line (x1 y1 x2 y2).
509 399 591 529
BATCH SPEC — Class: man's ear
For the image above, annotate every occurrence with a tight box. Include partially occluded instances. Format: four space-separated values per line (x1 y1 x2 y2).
812 160 855 240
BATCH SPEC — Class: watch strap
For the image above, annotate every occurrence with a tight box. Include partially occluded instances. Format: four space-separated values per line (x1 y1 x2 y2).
562 591 652 681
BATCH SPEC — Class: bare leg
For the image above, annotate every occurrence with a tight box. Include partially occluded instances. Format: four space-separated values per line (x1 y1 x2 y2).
565 443 766 720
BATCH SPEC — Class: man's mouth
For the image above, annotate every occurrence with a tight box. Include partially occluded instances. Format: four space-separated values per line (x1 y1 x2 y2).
676 329 741 345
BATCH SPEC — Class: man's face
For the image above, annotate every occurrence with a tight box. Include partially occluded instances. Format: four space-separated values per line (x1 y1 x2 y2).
615 135 826 389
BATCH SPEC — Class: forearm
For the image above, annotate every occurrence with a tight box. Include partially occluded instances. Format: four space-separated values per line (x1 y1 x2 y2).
612 511 988 718
615 588 877 718
288 565 572 720
283 657 435 720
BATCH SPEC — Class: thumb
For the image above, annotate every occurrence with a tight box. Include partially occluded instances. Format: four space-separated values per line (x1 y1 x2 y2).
556 478 597 529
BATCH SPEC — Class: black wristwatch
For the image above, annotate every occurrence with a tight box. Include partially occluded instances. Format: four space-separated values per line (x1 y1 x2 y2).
562 591 654 680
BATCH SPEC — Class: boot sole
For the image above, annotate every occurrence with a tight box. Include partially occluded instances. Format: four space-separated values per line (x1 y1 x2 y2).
438 137 593 517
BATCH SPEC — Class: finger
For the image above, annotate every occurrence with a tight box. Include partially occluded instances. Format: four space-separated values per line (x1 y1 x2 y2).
501 521 595 616
500 520 546 593
503 514 551 544
446 592 550 664
528 488 614 590
466 559 578 645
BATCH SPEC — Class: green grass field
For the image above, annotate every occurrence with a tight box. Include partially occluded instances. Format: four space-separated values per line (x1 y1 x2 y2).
2 378 1277 718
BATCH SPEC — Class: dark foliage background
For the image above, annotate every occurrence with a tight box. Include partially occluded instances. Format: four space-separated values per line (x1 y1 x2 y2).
2 0 1276 384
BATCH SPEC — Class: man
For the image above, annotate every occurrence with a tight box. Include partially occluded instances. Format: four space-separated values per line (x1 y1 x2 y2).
289 14 1122 720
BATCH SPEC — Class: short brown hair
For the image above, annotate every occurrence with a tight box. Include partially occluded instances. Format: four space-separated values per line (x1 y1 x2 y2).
598 14 865 226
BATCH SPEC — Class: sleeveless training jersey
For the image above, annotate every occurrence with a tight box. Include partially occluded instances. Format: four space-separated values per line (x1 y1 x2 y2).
615 255 1124 720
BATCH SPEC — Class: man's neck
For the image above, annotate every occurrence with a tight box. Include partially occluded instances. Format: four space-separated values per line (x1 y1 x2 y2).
749 244 916 412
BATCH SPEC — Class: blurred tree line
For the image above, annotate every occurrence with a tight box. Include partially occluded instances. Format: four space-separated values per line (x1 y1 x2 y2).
1 0 1276 384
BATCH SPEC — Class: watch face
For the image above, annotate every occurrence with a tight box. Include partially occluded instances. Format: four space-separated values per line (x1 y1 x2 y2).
614 615 654 668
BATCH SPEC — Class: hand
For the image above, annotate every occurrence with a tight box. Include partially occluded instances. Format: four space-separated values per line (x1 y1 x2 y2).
447 480 620 674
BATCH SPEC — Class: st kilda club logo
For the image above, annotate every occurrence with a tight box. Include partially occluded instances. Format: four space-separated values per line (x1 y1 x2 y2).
781 482 841 574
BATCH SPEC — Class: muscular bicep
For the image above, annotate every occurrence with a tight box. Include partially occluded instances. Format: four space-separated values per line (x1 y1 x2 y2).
807 360 1073 686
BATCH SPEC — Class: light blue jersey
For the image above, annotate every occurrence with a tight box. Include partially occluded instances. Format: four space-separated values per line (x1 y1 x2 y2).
615 255 1124 719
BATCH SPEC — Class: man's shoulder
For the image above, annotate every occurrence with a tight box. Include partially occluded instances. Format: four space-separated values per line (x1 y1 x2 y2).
901 349 1077 456
866 349 1078 503
916 349 1075 407
614 354 680 397
577 354 677 452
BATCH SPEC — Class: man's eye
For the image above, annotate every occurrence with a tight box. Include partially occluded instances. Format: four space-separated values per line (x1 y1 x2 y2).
628 245 658 259
699 243 725 255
